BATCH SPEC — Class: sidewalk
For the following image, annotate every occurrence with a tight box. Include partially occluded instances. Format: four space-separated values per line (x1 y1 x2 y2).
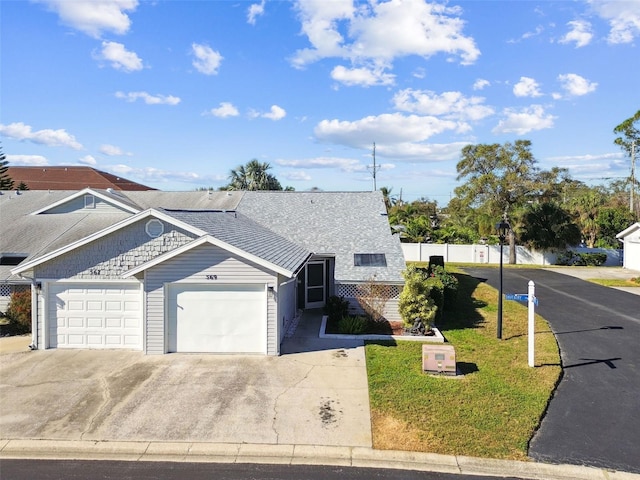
1 439 638 479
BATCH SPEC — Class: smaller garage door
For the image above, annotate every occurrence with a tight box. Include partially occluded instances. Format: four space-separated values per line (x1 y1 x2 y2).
168 284 266 354
48 283 142 350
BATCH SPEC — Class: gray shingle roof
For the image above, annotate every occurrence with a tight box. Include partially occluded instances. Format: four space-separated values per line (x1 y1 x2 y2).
0 191 130 281
2 189 405 284
237 191 405 283
160 209 311 275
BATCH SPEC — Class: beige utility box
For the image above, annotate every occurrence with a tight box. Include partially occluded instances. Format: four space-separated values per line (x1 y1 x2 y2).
422 344 457 375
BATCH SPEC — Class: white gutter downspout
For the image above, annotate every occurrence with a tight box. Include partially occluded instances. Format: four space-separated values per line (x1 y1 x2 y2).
19 275 38 350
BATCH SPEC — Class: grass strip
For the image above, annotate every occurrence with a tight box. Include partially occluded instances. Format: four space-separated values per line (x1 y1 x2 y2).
365 268 561 460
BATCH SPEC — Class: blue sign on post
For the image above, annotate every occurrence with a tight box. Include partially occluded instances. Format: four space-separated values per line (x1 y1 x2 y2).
505 293 538 306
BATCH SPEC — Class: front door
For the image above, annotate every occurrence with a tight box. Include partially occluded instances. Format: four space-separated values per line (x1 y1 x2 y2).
305 261 326 308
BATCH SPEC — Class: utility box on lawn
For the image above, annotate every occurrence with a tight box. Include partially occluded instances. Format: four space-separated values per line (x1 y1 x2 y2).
422 344 456 375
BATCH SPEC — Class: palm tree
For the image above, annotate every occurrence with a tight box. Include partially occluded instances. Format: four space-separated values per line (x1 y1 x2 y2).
225 159 283 191
520 202 581 251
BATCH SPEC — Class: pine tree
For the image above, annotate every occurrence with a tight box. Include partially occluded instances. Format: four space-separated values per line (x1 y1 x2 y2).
0 145 15 190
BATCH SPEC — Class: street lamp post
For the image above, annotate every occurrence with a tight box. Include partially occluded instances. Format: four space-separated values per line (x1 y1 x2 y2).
496 219 510 339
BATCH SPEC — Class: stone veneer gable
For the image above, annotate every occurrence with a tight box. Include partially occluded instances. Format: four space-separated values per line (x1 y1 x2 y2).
35 220 197 280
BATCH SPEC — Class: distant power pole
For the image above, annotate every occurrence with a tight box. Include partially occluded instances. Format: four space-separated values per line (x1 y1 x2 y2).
367 142 380 191
631 140 636 215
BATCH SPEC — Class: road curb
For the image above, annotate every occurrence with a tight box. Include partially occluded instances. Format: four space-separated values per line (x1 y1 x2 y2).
1 439 638 479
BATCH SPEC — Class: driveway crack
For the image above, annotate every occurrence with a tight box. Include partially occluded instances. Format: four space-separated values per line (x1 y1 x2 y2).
271 362 315 443
80 375 111 440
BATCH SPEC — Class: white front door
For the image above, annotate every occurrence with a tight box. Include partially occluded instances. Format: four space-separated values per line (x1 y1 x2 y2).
167 284 266 353
305 261 326 309
48 282 142 350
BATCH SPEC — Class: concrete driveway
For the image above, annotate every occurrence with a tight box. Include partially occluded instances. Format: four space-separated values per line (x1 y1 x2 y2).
0 338 371 447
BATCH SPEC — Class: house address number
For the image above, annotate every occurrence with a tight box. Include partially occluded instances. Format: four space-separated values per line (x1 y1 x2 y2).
206 275 218 280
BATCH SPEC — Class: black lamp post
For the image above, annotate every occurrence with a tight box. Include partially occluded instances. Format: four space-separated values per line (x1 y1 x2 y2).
496 219 510 339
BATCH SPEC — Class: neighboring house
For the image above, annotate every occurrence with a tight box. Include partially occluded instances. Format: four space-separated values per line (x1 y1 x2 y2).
616 222 640 271
5 166 156 191
1 188 405 355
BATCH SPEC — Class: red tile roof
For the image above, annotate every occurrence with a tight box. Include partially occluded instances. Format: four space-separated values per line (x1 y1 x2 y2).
6 166 156 191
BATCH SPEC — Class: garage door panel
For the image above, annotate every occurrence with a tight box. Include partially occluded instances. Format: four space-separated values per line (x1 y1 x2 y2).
168 284 266 354
48 283 142 350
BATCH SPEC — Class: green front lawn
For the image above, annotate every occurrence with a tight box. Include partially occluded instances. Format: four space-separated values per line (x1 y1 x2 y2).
365 268 561 460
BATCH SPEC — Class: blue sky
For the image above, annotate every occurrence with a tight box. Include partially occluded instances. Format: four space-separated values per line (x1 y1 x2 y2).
1 0 639 204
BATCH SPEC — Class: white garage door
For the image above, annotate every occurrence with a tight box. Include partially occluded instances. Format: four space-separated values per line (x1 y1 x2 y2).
168 284 266 354
48 283 142 350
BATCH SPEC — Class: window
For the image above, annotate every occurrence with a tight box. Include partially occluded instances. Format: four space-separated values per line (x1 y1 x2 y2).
0 254 27 266
145 219 164 238
354 253 387 267
84 194 95 209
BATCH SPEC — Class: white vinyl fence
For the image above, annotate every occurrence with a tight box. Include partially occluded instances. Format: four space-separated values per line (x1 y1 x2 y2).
401 243 623 267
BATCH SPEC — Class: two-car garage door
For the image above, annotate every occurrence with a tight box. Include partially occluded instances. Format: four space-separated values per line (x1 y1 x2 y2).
47 282 267 354
48 283 142 350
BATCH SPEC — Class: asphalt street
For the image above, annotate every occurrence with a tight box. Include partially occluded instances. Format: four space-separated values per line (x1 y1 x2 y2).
462 268 640 474
0 459 532 480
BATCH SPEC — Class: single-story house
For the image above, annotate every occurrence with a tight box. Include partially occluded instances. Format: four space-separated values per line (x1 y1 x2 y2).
1 188 405 355
616 222 640 271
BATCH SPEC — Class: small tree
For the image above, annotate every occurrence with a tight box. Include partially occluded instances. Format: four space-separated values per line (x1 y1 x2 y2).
354 276 392 323
398 265 436 329
0 144 15 191
5 290 32 333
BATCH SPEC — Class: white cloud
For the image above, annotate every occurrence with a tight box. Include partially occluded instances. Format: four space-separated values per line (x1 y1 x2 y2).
107 164 226 185
95 41 143 72
248 0 266 25
377 141 468 162
191 43 223 75
284 171 313 181
508 25 544 43
492 105 555 135
588 0 640 44
555 73 597 97
205 102 240 118
0 122 83 149
35 0 138 38
277 157 366 172
392 89 494 121
78 155 97 165
314 113 459 148
251 105 287 120
115 91 181 105
559 20 593 47
100 144 131 156
6 154 48 166
331 64 395 87
292 0 479 83
513 77 543 97
473 78 490 90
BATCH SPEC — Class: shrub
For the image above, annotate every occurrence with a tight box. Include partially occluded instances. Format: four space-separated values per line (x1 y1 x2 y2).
425 277 444 324
5 290 31 334
555 251 607 266
338 315 369 334
398 265 436 329
430 265 459 309
324 295 350 322
578 253 607 266
355 277 392 323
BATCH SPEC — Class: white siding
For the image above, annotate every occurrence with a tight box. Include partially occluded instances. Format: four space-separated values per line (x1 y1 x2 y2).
144 243 279 355
277 274 297 348
45 195 132 214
